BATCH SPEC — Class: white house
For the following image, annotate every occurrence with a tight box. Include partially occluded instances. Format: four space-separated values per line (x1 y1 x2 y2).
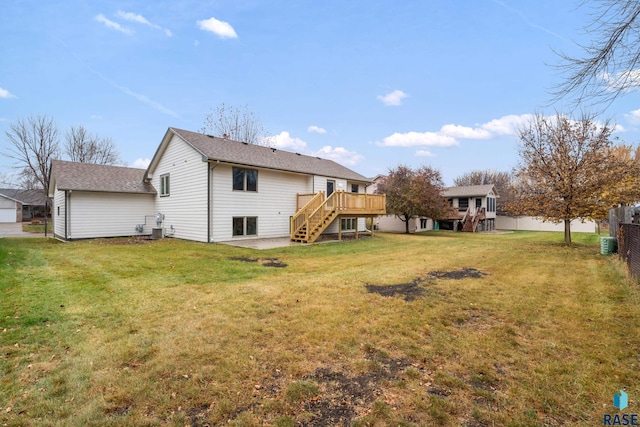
367 179 497 233
48 127 385 243
440 184 498 232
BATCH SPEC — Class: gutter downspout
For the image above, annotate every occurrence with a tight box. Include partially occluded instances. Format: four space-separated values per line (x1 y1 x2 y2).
65 190 70 240
208 160 220 243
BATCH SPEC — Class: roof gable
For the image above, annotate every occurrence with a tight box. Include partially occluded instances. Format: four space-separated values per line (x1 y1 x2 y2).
443 184 499 198
146 127 370 183
49 160 156 195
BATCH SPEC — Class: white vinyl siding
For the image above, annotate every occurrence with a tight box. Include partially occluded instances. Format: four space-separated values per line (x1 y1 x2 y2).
211 164 312 241
53 188 66 238
152 134 210 242
64 192 155 239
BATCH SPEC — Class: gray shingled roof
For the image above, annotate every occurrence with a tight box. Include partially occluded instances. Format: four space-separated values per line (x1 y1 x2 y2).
443 184 498 198
170 128 371 182
50 160 156 194
0 188 48 205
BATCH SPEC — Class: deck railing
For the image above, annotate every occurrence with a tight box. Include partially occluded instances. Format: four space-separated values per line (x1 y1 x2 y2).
296 191 386 215
291 191 386 242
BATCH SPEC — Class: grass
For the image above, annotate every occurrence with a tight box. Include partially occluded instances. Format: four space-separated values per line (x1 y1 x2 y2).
21 222 52 234
1 231 639 426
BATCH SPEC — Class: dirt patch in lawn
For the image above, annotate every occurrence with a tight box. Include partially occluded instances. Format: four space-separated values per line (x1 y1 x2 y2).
228 256 288 268
426 267 486 280
365 279 426 301
233 349 415 426
366 268 487 301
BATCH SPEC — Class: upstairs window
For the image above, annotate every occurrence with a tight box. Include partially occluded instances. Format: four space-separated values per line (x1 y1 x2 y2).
160 174 170 197
233 168 258 192
458 197 469 209
487 197 496 212
351 184 359 193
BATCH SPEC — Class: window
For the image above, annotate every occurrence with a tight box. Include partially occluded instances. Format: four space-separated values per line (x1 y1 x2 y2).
420 218 428 229
233 217 257 236
476 198 482 208
458 198 469 209
233 168 258 192
160 174 170 197
341 218 357 230
487 197 496 212
57 206 60 216
351 184 359 193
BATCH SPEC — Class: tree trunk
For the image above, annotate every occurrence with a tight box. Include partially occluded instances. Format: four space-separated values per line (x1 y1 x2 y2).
404 215 410 234
564 219 572 244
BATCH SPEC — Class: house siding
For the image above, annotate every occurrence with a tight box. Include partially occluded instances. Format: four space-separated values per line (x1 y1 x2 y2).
53 188 66 238
151 134 210 242
210 164 312 241
65 192 155 239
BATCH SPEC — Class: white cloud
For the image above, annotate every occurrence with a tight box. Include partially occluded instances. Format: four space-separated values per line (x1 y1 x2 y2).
415 150 435 157
0 87 16 99
625 108 640 125
269 131 308 151
115 10 172 36
313 146 364 166
197 17 238 39
132 158 151 169
377 131 458 147
377 90 408 106
307 125 327 134
439 124 492 139
377 114 533 148
89 114 103 120
95 14 133 35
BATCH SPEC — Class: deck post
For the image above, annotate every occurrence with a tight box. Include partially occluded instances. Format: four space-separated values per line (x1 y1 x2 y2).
338 217 342 241
355 218 359 240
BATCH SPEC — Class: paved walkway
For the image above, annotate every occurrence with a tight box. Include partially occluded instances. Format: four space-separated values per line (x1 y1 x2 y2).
0 223 46 238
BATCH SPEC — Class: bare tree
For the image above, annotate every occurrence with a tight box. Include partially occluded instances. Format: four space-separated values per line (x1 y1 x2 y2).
4 114 60 194
453 169 514 214
65 125 120 165
201 103 269 145
554 0 640 107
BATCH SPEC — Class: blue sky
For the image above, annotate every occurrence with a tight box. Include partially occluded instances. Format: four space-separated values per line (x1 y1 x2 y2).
2 0 640 185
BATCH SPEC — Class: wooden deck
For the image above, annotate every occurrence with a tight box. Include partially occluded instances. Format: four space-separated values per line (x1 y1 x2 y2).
291 191 386 243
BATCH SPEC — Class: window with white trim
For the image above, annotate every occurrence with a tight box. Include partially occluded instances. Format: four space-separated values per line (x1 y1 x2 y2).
341 218 357 230
233 217 257 236
233 168 258 192
160 174 170 197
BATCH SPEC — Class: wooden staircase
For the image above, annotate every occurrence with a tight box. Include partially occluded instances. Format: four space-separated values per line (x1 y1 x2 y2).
290 190 387 244
290 191 339 243
461 207 486 232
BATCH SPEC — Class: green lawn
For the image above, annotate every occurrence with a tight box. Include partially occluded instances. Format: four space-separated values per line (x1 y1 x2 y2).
1 231 638 426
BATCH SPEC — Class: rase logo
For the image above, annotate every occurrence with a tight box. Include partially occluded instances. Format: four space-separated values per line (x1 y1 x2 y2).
604 390 638 426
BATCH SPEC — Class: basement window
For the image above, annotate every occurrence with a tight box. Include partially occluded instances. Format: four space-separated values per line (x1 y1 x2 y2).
341 218 357 231
233 217 258 236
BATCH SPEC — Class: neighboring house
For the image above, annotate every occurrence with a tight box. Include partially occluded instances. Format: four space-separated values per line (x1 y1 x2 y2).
48 127 385 243
0 189 48 222
366 179 497 233
440 184 498 232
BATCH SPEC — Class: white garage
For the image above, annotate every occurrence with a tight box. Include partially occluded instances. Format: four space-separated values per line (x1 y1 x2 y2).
0 195 18 223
